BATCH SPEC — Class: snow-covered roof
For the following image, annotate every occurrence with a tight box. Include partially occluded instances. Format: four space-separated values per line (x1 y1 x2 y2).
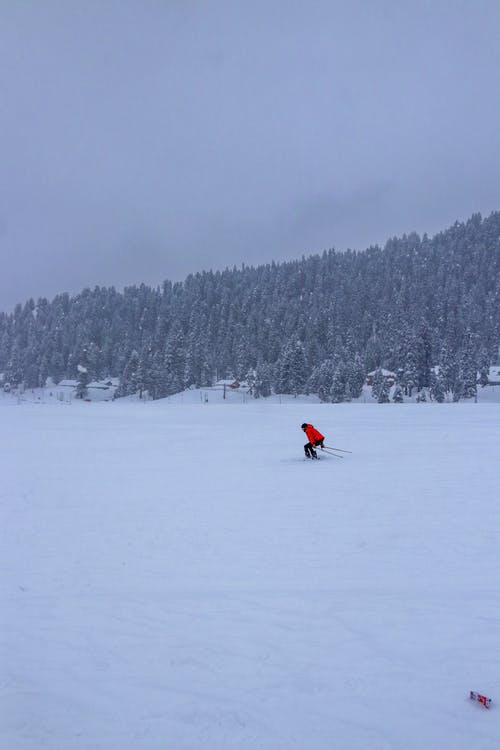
213 379 251 391
55 378 119 389
488 366 500 384
367 369 396 377
87 381 118 390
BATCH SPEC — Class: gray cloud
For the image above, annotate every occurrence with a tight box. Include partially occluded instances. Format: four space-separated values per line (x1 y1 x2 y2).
1 0 499 309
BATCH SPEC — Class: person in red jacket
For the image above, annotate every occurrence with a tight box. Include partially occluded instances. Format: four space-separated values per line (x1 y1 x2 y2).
301 423 325 459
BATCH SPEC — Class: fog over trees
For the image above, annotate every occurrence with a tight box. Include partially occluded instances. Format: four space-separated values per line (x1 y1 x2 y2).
1 211 499 402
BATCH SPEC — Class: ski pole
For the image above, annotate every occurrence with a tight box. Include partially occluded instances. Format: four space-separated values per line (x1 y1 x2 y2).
320 447 344 458
324 445 352 453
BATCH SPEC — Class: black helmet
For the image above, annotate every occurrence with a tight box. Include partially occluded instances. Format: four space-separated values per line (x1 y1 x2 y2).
301 423 307 429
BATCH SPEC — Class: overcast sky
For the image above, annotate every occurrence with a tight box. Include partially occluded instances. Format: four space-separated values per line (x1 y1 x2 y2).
1 0 499 310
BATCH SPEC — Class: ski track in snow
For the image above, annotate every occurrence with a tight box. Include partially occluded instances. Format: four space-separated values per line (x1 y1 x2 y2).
1 394 499 749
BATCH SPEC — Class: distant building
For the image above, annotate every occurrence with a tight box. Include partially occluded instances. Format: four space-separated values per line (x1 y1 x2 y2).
53 378 118 401
57 379 78 388
365 369 396 386
213 379 252 397
486 366 500 385
214 379 250 391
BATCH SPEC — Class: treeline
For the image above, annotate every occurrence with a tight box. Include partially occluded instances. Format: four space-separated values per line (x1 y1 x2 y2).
0 211 499 402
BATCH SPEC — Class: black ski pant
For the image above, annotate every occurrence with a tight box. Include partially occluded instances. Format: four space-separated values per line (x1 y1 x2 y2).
304 439 323 458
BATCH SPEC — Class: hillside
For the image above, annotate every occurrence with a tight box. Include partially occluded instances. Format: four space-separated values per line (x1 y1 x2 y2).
0 211 499 402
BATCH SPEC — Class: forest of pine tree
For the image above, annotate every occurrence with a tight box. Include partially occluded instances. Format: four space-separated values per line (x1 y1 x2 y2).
0 211 499 402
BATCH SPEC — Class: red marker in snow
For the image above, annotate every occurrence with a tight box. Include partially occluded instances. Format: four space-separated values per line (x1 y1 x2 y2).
470 691 492 709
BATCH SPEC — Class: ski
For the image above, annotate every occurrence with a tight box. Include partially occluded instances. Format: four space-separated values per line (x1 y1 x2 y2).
470 691 492 709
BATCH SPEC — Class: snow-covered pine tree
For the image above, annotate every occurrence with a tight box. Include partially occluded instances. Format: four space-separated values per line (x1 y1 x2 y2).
459 330 478 400
415 322 432 390
308 358 335 402
346 354 365 399
86 342 102 381
136 346 152 399
147 350 166 400
378 376 390 403
371 367 384 400
330 364 346 403
6 344 23 387
49 350 65 385
253 362 273 398
477 346 490 388
402 348 418 397
430 368 446 402
438 343 459 401
372 367 390 402
392 384 404 402
164 323 186 396
38 354 50 389
75 348 91 399
275 340 307 396
116 350 140 398
364 327 383 372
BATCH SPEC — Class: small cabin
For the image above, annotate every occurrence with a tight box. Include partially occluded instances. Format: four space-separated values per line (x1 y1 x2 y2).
365 369 396 387
485 367 500 385
215 379 241 390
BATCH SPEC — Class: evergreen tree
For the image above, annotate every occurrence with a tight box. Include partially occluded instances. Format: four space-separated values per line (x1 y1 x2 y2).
402 349 418 397
415 322 432 389
86 342 102 381
254 362 273 398
347 354 366 399
377 375 390 403
430 368 446 403
136 344 154 399
275 340 307 396
117 350 140 397
438 343 458 400
458 330 478 399
371 367 385 401
364 327 382 372
38 354 50 388
6 344 23 386
308 359 335 402
477 347 490 388
75 348 91 399
49 350 65 384
164 324 186 395
147 350 166 399
330 364 346 403
392 384 404 403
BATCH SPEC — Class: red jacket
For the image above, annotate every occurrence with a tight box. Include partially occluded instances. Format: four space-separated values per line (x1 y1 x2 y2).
304 424 324 443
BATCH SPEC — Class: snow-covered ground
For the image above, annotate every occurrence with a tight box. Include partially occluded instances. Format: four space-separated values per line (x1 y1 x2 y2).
9 376 500 406
1 394 499 749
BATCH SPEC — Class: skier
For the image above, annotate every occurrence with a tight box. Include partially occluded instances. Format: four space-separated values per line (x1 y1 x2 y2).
301 423 325 459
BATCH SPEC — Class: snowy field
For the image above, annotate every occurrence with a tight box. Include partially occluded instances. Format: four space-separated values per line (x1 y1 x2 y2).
1 394 499 749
